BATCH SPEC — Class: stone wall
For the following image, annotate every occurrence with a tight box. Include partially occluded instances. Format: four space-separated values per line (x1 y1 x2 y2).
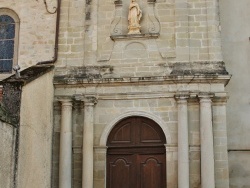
228 152 250 188
0 121 16 188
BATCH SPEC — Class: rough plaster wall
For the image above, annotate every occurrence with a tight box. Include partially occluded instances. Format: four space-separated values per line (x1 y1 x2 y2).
0 122 16 188
220 0 250 187
17 71 54 188
229 152 250 188
0 0 56 75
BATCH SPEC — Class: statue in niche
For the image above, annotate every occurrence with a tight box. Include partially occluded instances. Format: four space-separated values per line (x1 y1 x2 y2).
128 0 142 34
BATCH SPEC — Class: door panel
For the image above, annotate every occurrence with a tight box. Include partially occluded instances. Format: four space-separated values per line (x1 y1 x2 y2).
139 154 166 188
109 120 135 145
139 122 162 143
107 155 135 188
108 117 166 147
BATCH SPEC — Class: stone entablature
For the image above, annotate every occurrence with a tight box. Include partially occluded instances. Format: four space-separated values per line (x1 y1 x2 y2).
54 76 230 85
54 60 229 83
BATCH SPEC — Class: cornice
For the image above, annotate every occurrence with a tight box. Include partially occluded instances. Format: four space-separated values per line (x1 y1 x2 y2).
54 74 231 87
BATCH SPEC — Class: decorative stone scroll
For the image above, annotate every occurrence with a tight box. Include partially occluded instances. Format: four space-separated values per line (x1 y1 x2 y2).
110 0 123 35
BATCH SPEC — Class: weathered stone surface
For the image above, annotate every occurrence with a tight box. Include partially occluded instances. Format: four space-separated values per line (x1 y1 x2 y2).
228 152 250 188
171 61 229 75
54 66 113 82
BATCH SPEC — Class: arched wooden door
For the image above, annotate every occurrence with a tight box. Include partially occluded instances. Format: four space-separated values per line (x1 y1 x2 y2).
107 116 166 188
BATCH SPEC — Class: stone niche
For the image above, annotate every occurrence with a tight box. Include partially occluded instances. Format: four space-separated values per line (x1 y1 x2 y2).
110 0 160 37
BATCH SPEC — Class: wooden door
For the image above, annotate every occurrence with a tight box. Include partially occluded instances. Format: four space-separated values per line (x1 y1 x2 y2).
107 116 166 188
138 154 166 188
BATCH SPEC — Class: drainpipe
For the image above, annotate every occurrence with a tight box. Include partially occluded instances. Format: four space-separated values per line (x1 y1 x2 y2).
228 149 250 152
37 0 61 65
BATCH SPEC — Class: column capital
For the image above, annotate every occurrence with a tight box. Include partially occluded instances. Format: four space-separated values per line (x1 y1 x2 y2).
212 93 229 105
188 92 199 104
56 96 73 106
73 94 98 106
198 92 214 103
84 96 98 106
174 93 189 102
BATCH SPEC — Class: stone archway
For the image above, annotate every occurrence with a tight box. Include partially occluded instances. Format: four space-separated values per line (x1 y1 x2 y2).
106 116 166 188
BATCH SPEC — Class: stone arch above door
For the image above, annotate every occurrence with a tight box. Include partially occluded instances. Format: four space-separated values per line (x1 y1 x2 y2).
99 111 172 146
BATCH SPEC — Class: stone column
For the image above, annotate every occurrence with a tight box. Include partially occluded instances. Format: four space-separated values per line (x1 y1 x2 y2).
175 94 189 188
212 94 230 188
59 98 73 188
82 96 97 188
198 93 215 188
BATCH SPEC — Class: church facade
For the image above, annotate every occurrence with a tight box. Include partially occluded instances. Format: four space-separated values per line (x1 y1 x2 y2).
0 0 249 188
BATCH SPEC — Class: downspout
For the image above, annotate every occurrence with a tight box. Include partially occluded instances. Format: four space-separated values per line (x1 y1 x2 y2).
228 149 250 152
36 1 61 187
10 1 61 187
37 0 61 65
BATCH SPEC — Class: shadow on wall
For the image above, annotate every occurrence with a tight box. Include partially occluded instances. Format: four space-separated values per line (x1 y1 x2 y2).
229 153 250 188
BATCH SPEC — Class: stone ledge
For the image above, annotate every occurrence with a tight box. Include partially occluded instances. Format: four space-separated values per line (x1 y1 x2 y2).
110 33 160 41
